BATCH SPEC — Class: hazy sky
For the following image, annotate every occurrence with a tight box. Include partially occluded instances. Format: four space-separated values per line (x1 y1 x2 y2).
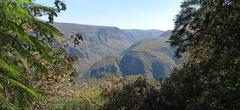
36 0 183 30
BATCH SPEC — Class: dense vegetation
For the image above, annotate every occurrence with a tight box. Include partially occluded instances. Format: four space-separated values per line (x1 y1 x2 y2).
0 0 78 109
164 0 240 109
1 0 240 110
46 75 161 110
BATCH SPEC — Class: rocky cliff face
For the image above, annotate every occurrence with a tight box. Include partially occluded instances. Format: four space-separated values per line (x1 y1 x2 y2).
120 51 175 80
87 36 178 80
87 56 121 78
120 36 177 79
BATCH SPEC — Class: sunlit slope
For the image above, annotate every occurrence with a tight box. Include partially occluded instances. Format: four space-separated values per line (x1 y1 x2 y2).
87 32 177 80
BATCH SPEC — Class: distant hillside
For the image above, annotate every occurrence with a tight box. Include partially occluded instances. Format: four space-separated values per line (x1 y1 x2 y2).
87 56 121 78
122 29 164 43
87 34 178 80
120 37 176 79
53 22 165 74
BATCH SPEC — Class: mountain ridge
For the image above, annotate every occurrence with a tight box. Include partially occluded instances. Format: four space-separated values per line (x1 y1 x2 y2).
53 22 167 75
52 22 178 80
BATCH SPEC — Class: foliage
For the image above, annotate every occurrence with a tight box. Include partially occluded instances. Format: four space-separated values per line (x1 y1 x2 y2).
161 0 240 109
43 74 162 110
45 76 116 110
102 76 161 110
0 0 79 109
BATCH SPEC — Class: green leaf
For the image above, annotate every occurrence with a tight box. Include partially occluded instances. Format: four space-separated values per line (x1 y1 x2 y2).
34 20 63 37
29 36 53 63
12 43 48 74
0 75 39 98
9 78 39 98
0 58 21 78
0 83 3 90
2 20 33 45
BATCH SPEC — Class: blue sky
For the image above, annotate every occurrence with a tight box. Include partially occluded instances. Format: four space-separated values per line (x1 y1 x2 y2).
36 0 183 30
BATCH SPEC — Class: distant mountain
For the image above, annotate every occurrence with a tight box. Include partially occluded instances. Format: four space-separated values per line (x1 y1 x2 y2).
53 22 165 74
87 35 177 80
87 56 121 78
120 37 176 79
122 29 164 43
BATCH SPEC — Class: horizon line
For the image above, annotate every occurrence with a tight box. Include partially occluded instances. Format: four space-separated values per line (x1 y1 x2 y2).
51 20 172 31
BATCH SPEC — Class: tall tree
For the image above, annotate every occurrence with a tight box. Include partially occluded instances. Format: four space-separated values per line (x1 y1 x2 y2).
0 0 78 109
161 0 240 109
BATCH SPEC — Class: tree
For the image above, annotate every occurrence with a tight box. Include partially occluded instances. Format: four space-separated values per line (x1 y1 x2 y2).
102 76 161 110
0 0 78 109
161 0 240 109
